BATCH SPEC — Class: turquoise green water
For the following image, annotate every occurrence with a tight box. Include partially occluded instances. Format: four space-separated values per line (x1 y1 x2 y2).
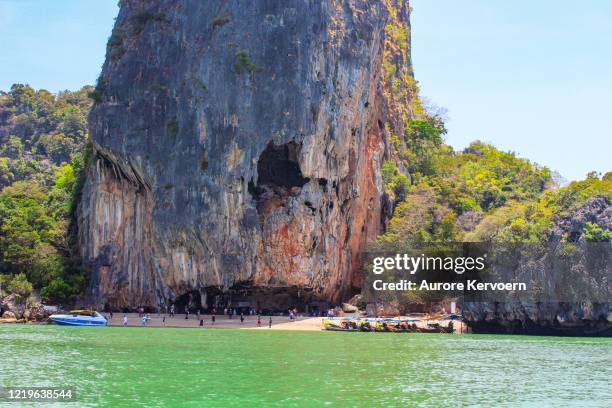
0 326 610 407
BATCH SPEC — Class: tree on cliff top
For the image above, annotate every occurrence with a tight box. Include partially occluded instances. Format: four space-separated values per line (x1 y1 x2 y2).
380 102 609 246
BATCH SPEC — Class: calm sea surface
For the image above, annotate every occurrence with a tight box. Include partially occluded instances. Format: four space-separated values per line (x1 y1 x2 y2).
0 325 610 407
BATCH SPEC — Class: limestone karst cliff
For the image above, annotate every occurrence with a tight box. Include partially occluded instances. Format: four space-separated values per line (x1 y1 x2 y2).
78 0 415 310
463 196 612 336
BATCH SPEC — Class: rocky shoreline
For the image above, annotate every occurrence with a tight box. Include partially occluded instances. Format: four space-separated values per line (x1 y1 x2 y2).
0 293 50 324
463 302 612 336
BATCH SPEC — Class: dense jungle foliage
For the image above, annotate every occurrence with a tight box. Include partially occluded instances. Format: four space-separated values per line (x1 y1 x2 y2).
0 84 92 303
380 98 611 247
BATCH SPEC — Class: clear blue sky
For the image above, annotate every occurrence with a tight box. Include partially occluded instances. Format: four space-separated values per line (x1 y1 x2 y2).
0 0 118 91
411 0 611 181
1 1 609 181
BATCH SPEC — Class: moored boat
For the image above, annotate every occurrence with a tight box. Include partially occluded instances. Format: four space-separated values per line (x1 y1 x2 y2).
323 318 360 331
49 310 107 326
322 316 456 333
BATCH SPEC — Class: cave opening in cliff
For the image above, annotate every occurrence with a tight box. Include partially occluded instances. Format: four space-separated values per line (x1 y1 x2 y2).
249 141 309 215
257 141 308 189
174 290 202 313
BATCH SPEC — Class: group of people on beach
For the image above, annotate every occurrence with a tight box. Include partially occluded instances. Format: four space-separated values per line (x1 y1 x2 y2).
109 307 279 328
102 302 308 329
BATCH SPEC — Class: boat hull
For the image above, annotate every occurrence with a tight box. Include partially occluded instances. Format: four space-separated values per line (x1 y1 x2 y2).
50 315 107 326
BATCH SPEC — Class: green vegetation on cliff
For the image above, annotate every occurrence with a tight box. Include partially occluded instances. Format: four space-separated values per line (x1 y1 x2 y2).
377 3 608 250
0 84 92 303
380 103 611 247
378 84 610 311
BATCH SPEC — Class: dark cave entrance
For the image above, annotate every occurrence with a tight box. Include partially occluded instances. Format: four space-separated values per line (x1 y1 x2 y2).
255 141 308 191
224 284 331 316
174 290 202 313
249 141 309 216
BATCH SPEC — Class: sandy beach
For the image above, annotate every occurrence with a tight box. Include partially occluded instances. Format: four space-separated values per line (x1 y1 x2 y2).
104 313 466 332
105 313 325 330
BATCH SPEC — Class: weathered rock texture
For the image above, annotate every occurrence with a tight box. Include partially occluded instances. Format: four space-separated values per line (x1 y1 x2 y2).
79 0 414 309
0 294 49 322
463 197 612 336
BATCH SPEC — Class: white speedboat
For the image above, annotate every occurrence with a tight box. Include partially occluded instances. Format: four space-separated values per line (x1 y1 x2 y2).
49 310 107 326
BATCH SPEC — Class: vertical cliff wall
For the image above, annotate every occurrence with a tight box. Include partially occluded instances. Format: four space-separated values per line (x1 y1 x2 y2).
78 0 414 309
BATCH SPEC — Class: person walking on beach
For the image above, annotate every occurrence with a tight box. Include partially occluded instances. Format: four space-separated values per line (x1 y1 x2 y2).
212 314 216 325
109 311 113 320
170 304 175 318
240 313 244 324
257 315 261 327
162 315 166 327
268 316 272 328
185 306 189 320
123 314 128 326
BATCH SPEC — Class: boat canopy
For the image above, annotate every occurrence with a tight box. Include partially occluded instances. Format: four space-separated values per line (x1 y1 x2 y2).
69 310 98 316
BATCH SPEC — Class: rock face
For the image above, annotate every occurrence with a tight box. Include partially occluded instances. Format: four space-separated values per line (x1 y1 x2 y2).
0 294 50 322
1 294 25 320
463 302 611 336
462 196 612 336
553 195 612 240
79 0 414 309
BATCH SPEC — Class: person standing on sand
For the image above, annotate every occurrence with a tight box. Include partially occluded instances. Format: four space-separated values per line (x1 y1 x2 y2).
199 318 204 327
162 315 166 327
257 316 261 327
185 306 189 320
268 316 272 328
212 315 216 325
240 313 244 324
170 304 175 318
123 314 128 326
109 311 113 320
